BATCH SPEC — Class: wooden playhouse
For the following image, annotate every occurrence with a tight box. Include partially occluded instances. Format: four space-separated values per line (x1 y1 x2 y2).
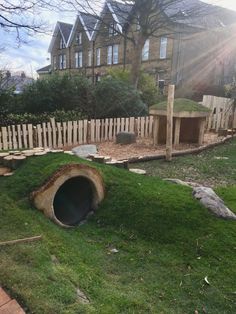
149 99 211 146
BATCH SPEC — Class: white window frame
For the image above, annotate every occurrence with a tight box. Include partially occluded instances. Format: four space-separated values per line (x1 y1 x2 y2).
59 38 65 49
77 32 82 45
59 54 66 69
107 45 112 65
88 49 92 67
113 44 119 64
96 48 101 66
142 39 150 61
75 52 83 68
160 37 168 59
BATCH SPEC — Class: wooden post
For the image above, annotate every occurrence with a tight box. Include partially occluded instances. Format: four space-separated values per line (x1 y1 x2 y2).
198 118 206 146
153 117 159 146
166 85 175 161
174 117 181 147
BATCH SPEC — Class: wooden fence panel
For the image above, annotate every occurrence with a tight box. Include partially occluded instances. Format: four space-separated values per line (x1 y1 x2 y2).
0 116 156 151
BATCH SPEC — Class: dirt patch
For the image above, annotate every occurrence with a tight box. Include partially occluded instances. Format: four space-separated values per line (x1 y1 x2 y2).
97 133 222 161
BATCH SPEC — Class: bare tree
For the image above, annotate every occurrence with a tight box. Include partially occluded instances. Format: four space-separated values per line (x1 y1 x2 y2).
0 0 62 44
60 0 221 87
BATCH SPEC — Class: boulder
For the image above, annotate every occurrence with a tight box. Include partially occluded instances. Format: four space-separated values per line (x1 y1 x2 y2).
116 132 136 145
72 145 97 158
193 186 236 220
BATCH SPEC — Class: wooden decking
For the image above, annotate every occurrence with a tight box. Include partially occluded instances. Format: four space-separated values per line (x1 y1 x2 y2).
0 288 25 314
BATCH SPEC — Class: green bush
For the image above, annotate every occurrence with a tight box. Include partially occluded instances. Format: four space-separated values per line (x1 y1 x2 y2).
93 77 147 118
106 68 163 106
0 110 85 126
21 74 93 115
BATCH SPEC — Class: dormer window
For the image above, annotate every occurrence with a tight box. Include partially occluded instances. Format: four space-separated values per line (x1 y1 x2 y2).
59 38 65 49
76 32 82 45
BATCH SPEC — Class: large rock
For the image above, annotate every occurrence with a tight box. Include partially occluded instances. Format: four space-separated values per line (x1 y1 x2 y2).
193 187 236 220
116 132 136 145
72 145 97 158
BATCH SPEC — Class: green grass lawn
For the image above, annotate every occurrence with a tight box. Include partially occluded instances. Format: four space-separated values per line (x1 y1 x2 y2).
0 151 235 313
136 138 236 188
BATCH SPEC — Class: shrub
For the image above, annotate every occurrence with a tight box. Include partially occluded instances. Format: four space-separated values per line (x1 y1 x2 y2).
21 74 93 115
0 110 85 127
106 68 162 106
93 77 147 118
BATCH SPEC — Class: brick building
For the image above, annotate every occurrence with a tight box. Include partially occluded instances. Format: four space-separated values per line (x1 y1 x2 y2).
37 0 236 95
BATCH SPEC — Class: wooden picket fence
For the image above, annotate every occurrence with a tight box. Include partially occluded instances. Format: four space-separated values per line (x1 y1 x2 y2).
0 116 154 151
202 95 236 131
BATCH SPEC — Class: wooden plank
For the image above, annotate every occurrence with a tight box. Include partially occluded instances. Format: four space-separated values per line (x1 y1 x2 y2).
50 118 57 148
78 120 83 144
104 118 109 141
140 117 145 138
28 124 33 149
42 123 47 148
22 124 28 148
46 122 52 148
198 118 206 146
166 85 175 161
36 124 42 148
67 121 72 146
153 117 159 146
108 118 113 140
73 121 78 145
90 120 95 143
0 288 11 307
121 118 125 132
57 122 62 148
101 119 105 142
17 125 22 149
125 118 129 132
0 299 25 314
95 119 101 142
7 126 12 150
11 125 18 150
62 122 67 146
116 118 120 135
149 115 154 137
2 127 8 150
130 117 135 133
174 117 181 146
136 117 141 137
83 120 88 144
145 116 149 137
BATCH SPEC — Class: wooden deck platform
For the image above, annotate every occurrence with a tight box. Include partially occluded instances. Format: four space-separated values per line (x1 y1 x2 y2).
0 288 25 314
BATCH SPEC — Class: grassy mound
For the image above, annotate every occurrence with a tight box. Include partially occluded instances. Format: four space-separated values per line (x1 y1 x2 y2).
150 98 211 112
0 154 235 313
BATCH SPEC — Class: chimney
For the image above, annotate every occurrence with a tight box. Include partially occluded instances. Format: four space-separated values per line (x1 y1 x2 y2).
6 71 11 78
21 72 26 79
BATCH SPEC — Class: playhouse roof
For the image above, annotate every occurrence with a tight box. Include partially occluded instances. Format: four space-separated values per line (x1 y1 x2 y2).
149 98 211 118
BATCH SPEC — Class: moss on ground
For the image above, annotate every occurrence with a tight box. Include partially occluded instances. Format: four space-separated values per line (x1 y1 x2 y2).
150 98 211 113
0 152 235 313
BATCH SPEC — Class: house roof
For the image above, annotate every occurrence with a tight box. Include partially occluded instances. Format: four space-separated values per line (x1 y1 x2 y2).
48 21 73 52
0 73 34 94
37 65 51 74
164 0 236 29
67 12 97 45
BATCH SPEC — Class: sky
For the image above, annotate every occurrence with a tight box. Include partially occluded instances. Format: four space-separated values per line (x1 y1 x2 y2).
1 0 236 78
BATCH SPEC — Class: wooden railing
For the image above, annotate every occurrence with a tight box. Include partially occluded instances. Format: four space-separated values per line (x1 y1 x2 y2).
202 95 235 131
0 116 154 151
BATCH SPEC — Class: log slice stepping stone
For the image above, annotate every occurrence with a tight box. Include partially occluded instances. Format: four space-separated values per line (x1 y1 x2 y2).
0 167 12 176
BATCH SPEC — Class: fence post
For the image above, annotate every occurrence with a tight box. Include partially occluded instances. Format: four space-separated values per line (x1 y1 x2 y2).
166 85 175 161
33 126 37 148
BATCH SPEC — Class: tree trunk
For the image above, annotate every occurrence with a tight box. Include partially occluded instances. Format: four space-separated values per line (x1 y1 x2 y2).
130 36 146 88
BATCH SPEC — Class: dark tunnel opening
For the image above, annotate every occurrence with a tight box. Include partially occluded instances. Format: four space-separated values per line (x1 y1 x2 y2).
53 176 94 226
